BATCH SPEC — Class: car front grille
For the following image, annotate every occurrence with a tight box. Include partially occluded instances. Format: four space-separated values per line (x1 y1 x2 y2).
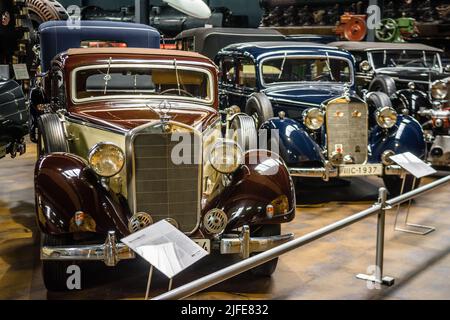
132 129 201 233
326 99 368 164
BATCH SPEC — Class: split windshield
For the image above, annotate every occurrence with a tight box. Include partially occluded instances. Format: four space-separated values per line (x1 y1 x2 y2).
261 56 352 85
370 50 442 70
73 65 212 103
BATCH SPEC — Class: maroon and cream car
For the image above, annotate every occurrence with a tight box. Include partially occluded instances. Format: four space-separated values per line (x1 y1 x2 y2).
34 48 296 290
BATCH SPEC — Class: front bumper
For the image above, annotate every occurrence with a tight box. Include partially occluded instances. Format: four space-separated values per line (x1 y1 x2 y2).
289 163 405 180
41 227 294 266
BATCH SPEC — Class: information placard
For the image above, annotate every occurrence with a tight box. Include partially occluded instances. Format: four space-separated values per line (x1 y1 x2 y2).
390 152 436 178
121 220 208 278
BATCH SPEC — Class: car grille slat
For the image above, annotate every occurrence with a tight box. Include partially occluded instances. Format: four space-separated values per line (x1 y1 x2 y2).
326 100 368 164
133 131 200 233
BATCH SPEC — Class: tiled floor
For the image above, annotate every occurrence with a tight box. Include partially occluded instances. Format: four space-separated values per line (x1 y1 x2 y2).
0 142 449 299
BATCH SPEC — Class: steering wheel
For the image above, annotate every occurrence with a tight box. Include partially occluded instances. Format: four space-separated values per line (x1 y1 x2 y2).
160 88 194 98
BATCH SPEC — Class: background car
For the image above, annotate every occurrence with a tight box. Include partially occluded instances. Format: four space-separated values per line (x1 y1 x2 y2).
330 41 450 113
29 20 161 143
0 77 28 160
34 47 296 291
215 41 427 196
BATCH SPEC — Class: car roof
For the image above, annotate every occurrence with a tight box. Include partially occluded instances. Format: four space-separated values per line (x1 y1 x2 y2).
66 47 211 61
39 21 160 72
219 41 351 60
175 27 283 40
329 41 443 53
174 27 286 59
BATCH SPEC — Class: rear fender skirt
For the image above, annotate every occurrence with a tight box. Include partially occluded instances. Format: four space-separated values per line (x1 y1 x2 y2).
369 115 427 162
204 150 296 231
261 117 325 166
34 153 130 237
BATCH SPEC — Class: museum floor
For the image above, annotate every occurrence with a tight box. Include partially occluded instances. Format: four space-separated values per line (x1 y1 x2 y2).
0 142 449 300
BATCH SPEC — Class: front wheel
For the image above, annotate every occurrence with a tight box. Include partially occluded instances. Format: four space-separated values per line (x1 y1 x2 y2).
41 233 77 291
249 224 280 277
383 175 421 198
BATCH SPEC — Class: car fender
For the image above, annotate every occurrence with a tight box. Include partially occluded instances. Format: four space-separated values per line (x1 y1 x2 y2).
35 153 130 237
204 150 296 231
261 117 325 166
369 115 427 162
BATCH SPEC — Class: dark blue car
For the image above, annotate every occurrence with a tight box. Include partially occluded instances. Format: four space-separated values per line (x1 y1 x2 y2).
216 41 427 196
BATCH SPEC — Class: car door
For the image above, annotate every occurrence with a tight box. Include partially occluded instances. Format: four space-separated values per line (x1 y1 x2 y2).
217 55 238 109
235 56 257 108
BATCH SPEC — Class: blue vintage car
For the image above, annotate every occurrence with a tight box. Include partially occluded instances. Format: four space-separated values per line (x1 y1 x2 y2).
216 41 427 196
29 20 160 142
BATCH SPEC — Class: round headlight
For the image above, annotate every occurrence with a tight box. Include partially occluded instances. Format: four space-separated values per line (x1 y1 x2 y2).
209 139 243 174
375 106 398 129
431 80 447 100
303 107 324 130
359 60 371 72
88 142 125 177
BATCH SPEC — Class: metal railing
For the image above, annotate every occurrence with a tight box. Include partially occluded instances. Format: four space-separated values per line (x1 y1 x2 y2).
153 175 450 300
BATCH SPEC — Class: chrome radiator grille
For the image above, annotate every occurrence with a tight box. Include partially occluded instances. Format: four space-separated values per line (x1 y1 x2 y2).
132 131 200 233
326 100 368 164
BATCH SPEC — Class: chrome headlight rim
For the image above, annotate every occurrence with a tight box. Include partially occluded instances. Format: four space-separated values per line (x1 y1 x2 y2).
375 106 398 129
303 107 325 131
208 139 243 174
88 142 125 178
431 80 448 100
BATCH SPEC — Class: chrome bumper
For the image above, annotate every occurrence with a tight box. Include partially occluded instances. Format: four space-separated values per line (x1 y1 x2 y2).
41 231 135 266
219 225 294 259
41 227 295 265
289 164 404 180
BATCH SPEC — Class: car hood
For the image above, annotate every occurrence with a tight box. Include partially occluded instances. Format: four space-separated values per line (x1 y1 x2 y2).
376 68 450 83
263 84 351 107
69 101 218 132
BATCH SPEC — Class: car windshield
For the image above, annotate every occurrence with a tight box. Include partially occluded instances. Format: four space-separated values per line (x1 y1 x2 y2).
370 50 442 70
261 56 352 85
73 65 212 103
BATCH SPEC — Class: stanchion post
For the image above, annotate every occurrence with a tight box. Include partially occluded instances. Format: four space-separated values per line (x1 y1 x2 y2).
356 187 395 286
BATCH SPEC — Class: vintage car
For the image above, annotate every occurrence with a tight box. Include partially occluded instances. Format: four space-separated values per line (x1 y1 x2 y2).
330 41 450 114
34 47 296 291
215 42 427 196
418 77 450 168
0 78 28 159
29 20 161 143
175 27 286 59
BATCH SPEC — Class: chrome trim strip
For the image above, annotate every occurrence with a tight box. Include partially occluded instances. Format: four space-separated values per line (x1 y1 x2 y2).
65 114 127 135
70 63 215 105
259 54 355 88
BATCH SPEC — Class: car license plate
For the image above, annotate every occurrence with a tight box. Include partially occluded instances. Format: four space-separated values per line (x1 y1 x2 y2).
339 164 383 177
0 145 6 159
193 239 211 253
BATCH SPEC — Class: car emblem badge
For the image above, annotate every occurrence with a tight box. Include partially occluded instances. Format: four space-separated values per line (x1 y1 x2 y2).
147 100 173 132
1 11 11 26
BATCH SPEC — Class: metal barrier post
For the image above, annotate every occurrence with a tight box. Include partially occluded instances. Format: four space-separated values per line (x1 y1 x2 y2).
356 187 395 286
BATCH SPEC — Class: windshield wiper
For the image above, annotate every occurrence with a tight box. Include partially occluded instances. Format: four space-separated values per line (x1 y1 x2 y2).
103 57 112 95
278 52 287 80
174 59 181 95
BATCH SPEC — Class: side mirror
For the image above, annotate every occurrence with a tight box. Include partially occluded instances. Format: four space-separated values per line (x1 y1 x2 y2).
359 60 372 72
445 64 450 73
